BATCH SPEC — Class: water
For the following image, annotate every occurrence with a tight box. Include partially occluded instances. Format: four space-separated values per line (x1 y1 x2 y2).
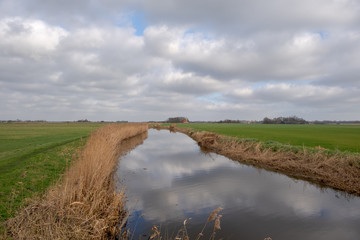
116 129 360 240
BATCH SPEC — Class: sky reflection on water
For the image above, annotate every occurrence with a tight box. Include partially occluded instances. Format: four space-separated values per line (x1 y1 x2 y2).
116 129 360 240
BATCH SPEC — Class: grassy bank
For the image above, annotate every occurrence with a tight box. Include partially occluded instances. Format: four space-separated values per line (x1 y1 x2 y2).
0 122 104 167
175 123 360 153
155 125 360 196
5 123 148 239
0 122 103 225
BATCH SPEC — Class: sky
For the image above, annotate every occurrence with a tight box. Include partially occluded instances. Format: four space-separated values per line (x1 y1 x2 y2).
0 0 360 122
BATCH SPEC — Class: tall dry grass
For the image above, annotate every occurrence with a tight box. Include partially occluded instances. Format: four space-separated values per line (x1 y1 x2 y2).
160 126 360 196
149 208 223 240
6 123 148 239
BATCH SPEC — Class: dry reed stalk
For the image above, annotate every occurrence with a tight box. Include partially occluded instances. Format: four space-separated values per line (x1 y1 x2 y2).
162 126 360 196
207 207 222 222
147 208 223 240
6 123 148 239
193 208 222 240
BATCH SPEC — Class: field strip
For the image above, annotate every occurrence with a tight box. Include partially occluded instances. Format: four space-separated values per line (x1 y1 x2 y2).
5 123 148 239
0 136 87 173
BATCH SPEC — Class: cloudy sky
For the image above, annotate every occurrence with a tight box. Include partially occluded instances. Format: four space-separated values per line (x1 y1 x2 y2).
1 0 359 121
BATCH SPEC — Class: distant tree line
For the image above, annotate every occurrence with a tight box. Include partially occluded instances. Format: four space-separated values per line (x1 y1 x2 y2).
77 119 90 122
218 119 249 123
262 116 308 124
166 117 189 123
0 119 47 123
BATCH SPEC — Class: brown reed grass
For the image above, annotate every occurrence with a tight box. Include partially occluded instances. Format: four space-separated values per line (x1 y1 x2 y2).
5 123 148 239
149 208 223 240
158 125 360 196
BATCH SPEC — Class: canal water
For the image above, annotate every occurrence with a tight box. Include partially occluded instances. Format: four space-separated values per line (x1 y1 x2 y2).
116 129 360 240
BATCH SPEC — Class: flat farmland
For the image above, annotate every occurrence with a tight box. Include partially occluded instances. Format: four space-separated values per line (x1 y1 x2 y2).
0 122 104 222
178 123 360 153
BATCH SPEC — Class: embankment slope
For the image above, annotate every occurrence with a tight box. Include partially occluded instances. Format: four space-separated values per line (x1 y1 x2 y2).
158 125 360 196
5 123 148 239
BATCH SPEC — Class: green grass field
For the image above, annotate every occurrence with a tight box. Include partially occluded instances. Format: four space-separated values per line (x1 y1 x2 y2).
0 122 104 223
178 123 360 153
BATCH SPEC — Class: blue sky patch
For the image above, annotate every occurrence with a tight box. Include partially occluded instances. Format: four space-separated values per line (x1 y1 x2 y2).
131 12 147 36
197 93 223 104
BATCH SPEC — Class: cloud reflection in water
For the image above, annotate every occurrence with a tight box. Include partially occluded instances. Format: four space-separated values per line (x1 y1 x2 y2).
116 129 360 240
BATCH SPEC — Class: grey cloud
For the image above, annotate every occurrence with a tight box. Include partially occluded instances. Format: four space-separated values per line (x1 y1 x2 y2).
1 0 360 121
0 18 154 121
3 0 359 34
316 34 360 87
224 83 360 115
136 1 360 86
143 26 327 82
135 0 360 34
0 0 127 29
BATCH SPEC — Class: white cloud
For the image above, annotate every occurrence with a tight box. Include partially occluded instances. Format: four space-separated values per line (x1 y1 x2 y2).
0 1 360 121
0 18 68 59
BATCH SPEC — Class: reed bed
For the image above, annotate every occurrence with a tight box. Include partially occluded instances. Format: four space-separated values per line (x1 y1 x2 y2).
156 125 360 196
5 123 148 239
148 208 223 240
148 207 271 240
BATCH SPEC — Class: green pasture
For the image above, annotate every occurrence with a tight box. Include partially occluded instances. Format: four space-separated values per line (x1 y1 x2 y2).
178 123 360 153
0 122 103 223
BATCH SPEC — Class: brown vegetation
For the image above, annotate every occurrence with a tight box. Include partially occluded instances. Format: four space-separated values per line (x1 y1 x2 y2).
157 125 360 196
5 123 148 239
149 208 223 240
